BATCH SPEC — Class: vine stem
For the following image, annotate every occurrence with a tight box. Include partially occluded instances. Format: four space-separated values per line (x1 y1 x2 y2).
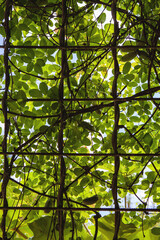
1 0 11 239
111 0 121 239
57 0 67 239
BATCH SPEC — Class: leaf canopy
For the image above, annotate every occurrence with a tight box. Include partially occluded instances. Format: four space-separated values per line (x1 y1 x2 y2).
0 0 160 239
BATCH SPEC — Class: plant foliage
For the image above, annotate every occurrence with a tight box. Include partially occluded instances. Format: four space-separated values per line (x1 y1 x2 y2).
0 0 160 239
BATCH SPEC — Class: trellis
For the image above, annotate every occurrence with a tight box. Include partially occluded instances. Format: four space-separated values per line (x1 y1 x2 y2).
0 0 160 239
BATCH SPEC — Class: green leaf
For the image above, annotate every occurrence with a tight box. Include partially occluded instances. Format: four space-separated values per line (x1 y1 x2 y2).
34 63 43 74
40 37 47 46
123 62 131 74
79 121 94 132
82 194 98 205
21 56 32 63
35 50 44 57
44 199 54 213
143 133 153 145
26 49 35 59
151 227 160 235
138 50 150 60
96 215 114 240
80 177 90 187
55 50 61 65
121 52 137 62
16 90 27 100
98 13 106 23
140 180 149 190
147 171 156 183
0 26 5 36
29 24 39 33
126 73 135 81
16 90 27 107
47 86 59 98
36 59 45 66
19 23 29 31
24 110 36 116
39 82 48 94
28 216 56 240
27 62 34 72
81 137 91 146
91 33 101 43
0 7 4 21
48 64 60 72
13 188 21 194
48 56 55 62
39 125 48 132
8 101 20 112
92 137 101 144
29 89 43 98
0 67 4 77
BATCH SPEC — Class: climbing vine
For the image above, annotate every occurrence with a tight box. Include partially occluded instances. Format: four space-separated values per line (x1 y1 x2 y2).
0 0 160 239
